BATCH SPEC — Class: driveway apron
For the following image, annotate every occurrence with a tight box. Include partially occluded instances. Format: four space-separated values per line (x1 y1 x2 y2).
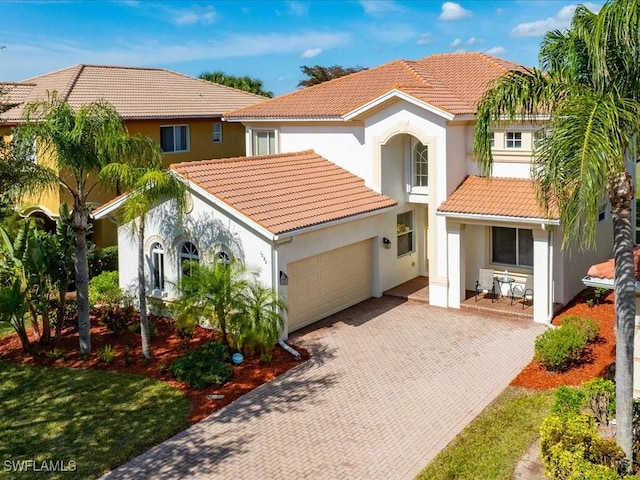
101 296 545 479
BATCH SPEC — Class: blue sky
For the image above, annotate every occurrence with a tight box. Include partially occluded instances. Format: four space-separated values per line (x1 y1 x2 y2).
1 1 602 96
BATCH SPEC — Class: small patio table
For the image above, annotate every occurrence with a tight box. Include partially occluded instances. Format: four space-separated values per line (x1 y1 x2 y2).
496 276 515 304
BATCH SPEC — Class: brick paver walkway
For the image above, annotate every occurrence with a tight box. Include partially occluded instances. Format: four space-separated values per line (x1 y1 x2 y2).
101 296 545 479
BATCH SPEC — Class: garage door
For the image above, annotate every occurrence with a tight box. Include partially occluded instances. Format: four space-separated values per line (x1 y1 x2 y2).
286 239 373 332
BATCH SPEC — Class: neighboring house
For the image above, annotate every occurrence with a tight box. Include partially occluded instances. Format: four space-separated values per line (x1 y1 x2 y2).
106 52 613 334
0 64 266 246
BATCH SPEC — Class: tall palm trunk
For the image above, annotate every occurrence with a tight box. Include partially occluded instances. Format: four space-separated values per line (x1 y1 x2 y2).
610 171 636 468
72 202 91 354
138 217 151 359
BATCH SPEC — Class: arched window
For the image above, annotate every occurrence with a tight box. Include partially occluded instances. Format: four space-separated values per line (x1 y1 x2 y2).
150 242 165 291
413 142 428 188
180 241 199 277
217 250 230 265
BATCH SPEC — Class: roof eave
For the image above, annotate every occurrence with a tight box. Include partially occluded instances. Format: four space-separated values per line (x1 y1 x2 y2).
436 210 560 225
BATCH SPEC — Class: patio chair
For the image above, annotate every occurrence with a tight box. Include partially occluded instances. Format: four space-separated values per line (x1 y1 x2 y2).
475 268 496 302
512 275 534 309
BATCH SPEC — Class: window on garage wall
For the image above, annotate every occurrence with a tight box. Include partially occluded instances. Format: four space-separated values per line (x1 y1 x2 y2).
397 211 414 257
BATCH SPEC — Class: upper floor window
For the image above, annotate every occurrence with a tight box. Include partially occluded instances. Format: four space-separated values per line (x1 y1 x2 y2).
213 123 222 143
150 242 165 291
505 131 522 149
179 242 199 277
253 130 276 155
160 125 189 153
397 211 414 257
489 132 495 148
413 143 428 189
491 227 533 267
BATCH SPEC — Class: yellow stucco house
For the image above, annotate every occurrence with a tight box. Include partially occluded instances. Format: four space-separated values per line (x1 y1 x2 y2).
0 64 266 246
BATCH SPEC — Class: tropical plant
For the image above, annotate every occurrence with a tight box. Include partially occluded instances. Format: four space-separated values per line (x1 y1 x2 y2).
473 0 640 465
176 258 250 351
3 93 156 354
99 151 187 359
49 203 75 339
170 340 232 389
198 71 273 97
231 281 286 358
297 64 368 87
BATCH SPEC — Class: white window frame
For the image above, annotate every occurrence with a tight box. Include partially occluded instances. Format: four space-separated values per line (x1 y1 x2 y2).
397 211 414 257
150 242 166 292
252 129 276 156
411 141 428 194
598 204 606 222
160 125 189 153
213 122 222 143
489 132 495 148
505 131 522 149
179 241 199 278
491 227 533 268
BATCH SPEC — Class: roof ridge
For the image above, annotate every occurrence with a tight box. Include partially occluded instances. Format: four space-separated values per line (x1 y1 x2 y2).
397 60 434 88
61 65 85 101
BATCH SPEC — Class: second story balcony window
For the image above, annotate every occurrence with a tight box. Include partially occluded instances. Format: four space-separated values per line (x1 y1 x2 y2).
413 143 428 189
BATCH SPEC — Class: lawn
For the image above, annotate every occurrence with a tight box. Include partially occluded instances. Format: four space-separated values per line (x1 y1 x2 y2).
0 322 14 338
0 361 190 479
417 387 555 480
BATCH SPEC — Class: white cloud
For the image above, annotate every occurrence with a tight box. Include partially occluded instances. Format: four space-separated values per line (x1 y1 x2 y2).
359 0 401 15
451 38 462 47
172 5 217 26
485 46 506 55
510 3 601 38
416 33 432 45
301 47 322 58
467 37 482 45
439 2 472 21
287 1 309 16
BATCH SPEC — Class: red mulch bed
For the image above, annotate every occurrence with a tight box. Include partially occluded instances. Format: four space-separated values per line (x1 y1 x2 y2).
511 288 616 389
0 313 309 424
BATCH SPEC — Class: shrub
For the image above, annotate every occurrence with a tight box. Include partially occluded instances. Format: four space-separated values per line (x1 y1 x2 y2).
88 246 118 278
130 320 157 338
97 344 116 363
170 341 232 389
89 271 121 306
561 315 600 343
552 386 586 416
583 378 616 426
540 413 625 479
95 304 135 335
534 326 588 372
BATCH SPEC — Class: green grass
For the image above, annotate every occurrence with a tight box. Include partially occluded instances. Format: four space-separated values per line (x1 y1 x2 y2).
0 322 15 338
417 387 555 480
0 361 190 479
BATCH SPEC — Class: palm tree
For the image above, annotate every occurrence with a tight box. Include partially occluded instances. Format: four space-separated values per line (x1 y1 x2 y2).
198 70 273 98
4 93 156 354
473 0 640 465
99 144 186 359
176 258 251 352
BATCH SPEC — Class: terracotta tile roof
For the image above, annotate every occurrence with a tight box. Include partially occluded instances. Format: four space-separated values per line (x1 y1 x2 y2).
171 150 398 235
226 52 526 120
437 176 559 220
587 247 640 281
1 65 266 123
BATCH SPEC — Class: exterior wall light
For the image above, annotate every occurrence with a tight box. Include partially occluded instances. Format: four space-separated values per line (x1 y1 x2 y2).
279 271 289 285
382 237 391 249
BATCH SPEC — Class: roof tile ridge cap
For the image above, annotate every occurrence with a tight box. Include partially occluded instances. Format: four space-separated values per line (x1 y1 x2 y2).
397 60 434 88
76 64 164 71
60 65 85 102
165 69 268 99
19 64 82 83
474 52 524 73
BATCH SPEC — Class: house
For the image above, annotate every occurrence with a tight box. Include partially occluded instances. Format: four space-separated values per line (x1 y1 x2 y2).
106 52 613 334
0 65 267 246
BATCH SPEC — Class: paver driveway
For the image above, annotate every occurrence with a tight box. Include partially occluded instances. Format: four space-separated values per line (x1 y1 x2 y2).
101 296 545 480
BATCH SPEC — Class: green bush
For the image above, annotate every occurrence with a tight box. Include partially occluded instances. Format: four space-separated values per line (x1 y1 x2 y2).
95 304 135 335
534 326 588 372
89 270 121 306
552 386 586 416
97 344 116 363
561 315 600 343
540 413 624 479
88 246 119 278
170 341 233 389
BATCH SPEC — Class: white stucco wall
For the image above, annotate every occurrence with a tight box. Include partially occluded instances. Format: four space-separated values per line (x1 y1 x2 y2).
117 190 274 302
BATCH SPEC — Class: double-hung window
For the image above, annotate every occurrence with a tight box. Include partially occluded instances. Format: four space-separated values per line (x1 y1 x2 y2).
253 130 276 155
397 211 414 257
160 125 189 153
505 131 522 149
213 123 222 143
491 227 533 267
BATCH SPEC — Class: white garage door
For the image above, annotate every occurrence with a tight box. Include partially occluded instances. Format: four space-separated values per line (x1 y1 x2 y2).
286 239 373 332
